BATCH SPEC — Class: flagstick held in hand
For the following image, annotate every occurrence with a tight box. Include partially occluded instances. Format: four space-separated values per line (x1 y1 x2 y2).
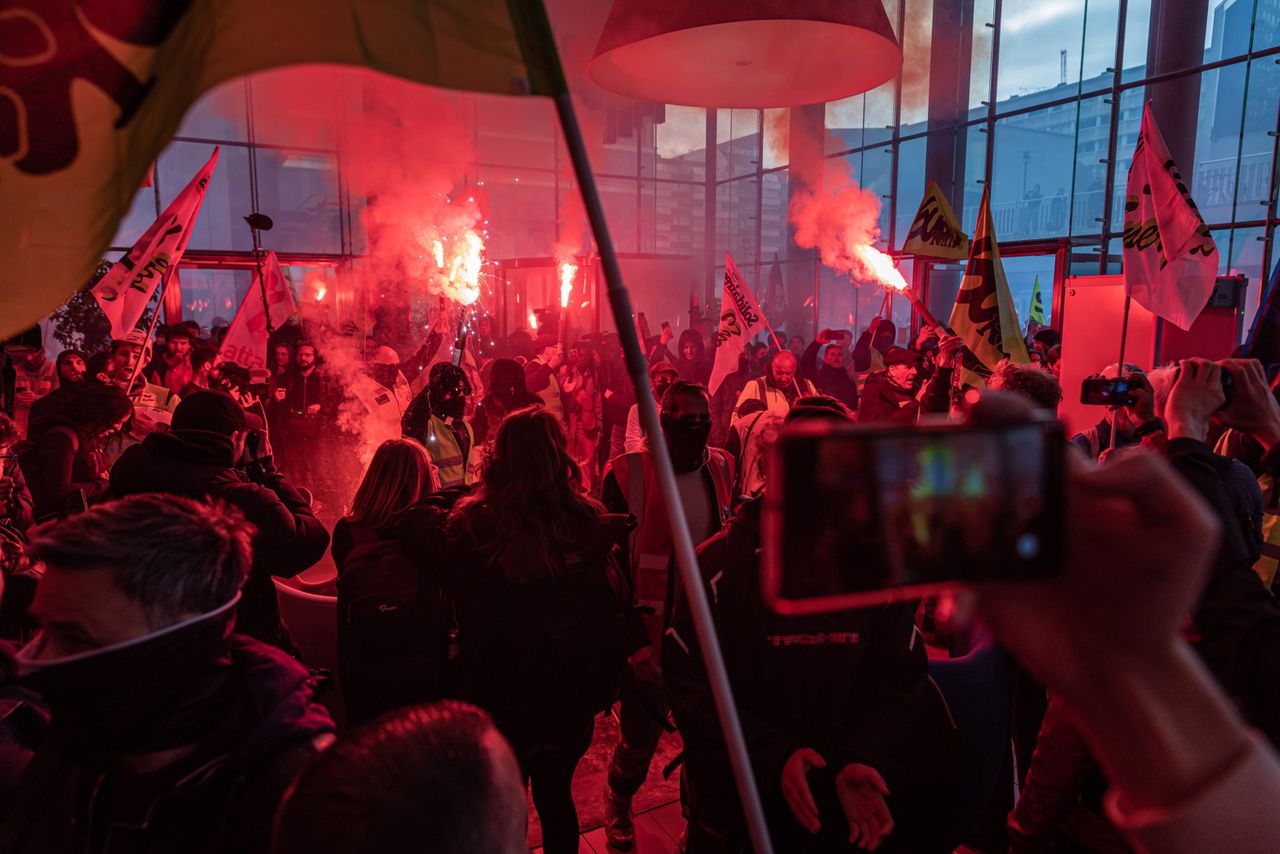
124 280 169 397
244 213 276 341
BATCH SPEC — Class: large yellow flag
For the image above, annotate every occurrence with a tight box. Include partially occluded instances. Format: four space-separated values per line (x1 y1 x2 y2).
1 0 544 337
949 188 1030 380
903 179 970 260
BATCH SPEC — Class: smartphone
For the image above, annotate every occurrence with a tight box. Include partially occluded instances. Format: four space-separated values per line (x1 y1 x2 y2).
762 419 1066 615
1080 377 1138 407
661 321 672 333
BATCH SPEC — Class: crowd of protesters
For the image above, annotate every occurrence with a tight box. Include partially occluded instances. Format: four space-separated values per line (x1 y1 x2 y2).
1 306 1280 854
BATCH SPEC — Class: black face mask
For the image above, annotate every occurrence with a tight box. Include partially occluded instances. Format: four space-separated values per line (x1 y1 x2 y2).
662 413 711 473
17 597 239 760
371 365 400 389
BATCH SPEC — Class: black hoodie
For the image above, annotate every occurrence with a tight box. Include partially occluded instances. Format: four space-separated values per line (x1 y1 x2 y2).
110 431 330 650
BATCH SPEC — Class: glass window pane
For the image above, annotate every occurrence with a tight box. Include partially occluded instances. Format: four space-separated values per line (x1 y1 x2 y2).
894 136 927 250
647 106 708 181
864 79 896 147
157 142 253 252
1257 0 1280 51
717 176 760 271
643 179 705 257
1208 0 1259 62
761 170 790 260
996 0 1086 102
250 68 347 150
970 0 996 110
1071 95 1112 237
1122 0 1153 82
1002 253 1057 328
476 94 555 170
598 175 637 254
1236 56 1279 221
763 109 789 169
176 80 247 141
1227 228 1267 338
825 96 865 154
1080 0 1121 85
254 149 342 255
1109 87 1146 231
960 123 989 235
993 103 1079 240
1193 62 1248 226
860 147 895 246
899 0 932 128
716 109 761 179
176 267 255 331
477 166 557 259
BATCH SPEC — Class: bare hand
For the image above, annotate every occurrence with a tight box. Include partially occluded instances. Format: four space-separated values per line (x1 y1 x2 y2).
835 764 894 851
781 748 827 834
660 327 673 345
627 645 661 683
306 403 321 416
1217 358 1280 450
936 334 965 370
1166 359 1225 442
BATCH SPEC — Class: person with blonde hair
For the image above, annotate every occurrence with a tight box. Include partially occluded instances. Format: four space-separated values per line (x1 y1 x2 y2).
331 439 460 724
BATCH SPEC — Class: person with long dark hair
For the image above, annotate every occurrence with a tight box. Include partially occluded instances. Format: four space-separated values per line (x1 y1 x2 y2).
332 439 461 724
20 384 131 520
446 407 640 854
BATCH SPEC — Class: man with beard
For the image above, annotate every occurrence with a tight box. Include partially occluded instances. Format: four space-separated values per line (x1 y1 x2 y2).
403 363 475 488
600 381 734 850
27 351 87 427
731 350 816 425
277 343 335 497
0 494 334 853
146 324 194 397
858 347 923 425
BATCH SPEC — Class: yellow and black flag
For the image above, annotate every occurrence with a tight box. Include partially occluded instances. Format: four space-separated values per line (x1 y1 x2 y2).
903 179 971 260
0 0 547 337
1027 275 1046 331
949 188 1030 383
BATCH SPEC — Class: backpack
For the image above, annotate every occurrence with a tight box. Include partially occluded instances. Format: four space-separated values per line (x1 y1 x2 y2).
337 526 451 725
481 513 637 723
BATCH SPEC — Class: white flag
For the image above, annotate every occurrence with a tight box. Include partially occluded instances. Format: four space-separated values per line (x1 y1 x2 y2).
708 253 769 395
1123 104 1219 331
219 252 297 371
91 148 219 339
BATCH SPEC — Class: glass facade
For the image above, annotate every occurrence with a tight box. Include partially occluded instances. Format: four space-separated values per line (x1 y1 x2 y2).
104 0 1280 343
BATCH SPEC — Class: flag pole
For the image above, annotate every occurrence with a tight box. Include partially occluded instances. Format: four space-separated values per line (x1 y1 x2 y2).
509 4 775 852
1110 294 1133 451
124 278 169 395
244 213 276 341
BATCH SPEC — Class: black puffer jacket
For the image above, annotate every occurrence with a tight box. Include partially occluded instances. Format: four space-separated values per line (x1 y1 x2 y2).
0 636 333 854
664 498 955 853
110 431 330 650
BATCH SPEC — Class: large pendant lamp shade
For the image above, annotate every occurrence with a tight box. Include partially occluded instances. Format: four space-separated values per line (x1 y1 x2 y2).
589 0 902 108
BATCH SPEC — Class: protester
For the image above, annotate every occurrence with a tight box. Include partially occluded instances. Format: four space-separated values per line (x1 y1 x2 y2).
787 335 806 360
853 316 897 372
178 343 219 398
0 413 34 576
272 701 527 854
525 335 566 428
595 333 636 460
109 391 330 651
560 343 602 490
625 360 679 454
146 323 194 396
3 338 55 441
732 350 816 423
857 346 923 424
665 404 956 853
800 330 859 411
470 358 540 457
675 329 712 385
403 363 475 489
26 350 86 428
276 342 335 495
725 398 783 500
108 333 180 440
274 343 293 379
709 351 754 450
986 359 1063 414
445 407 641 854
0 494 334 853
331 439 455 725
600 382 733 849
355 347 413 450
1070 363 1157 459
19 384 131 521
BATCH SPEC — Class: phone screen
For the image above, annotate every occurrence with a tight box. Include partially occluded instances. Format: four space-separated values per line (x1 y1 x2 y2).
762 420 1065 614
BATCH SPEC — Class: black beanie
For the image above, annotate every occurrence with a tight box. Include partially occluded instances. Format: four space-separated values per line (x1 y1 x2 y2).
172 391 247 436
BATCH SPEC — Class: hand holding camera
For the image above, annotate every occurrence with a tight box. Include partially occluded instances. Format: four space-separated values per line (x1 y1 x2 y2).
1216 359 1280 450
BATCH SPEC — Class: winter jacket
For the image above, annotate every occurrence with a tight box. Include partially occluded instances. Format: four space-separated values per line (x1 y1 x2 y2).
110 431 330 650
18 425 108 521
799 340 859 411
664 498 955 852
524 360 564 425
858 372 919 424
731 375 816 424
0 636 333 854
709 366 751 449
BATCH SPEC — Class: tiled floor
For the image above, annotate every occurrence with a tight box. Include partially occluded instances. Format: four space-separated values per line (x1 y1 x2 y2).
536 799 684 854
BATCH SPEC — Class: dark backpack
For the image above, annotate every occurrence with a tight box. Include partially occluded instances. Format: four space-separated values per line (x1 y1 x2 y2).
482 513 637 723
337 526 451 725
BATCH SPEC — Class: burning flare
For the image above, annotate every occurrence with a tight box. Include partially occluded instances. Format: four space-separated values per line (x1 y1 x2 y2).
559 262 577 309
853 245 908 291
429 228 483 306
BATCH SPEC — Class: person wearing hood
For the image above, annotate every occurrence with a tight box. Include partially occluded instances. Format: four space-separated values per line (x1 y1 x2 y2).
0 494 334 853
675 329 711 386
403 363 475 489
109 391 330 652
470 358 540 456
20 384 132 522
600 381 734 850
25 350 87 429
